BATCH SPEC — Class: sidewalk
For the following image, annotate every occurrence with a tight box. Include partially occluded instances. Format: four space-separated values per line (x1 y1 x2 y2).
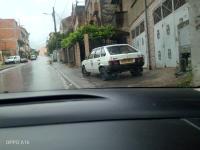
51 62 179 88
51 62 96 89
0 64 16 71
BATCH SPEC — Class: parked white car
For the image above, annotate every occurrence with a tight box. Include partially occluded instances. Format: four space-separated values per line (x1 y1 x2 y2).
30 55 37 60
82 44 144 80
5 56 21 64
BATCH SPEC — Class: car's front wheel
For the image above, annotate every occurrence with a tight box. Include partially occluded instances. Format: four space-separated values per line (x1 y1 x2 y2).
82 66 91 76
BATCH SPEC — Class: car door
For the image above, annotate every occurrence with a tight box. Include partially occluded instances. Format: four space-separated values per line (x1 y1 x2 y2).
92 48 101 73
99 47 107 67
84 51 95 73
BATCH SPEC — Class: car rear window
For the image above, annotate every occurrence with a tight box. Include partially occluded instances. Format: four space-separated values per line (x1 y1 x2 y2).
7 56 15 59
107 45 138 55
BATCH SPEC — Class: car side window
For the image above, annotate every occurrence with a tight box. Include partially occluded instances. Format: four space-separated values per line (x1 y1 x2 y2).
101 48 106 57
94 49 101 58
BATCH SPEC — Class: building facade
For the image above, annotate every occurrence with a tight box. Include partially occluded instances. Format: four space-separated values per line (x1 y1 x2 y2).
0 19 20 56
0 19 30 58
126 0 189 69
18 26 30 58
60 16 73 34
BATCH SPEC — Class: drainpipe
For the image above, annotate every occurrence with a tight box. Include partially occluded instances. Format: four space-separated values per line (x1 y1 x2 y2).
144 0 152 70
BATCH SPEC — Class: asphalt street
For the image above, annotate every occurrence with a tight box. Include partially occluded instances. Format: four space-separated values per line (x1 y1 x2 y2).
0 56 67 93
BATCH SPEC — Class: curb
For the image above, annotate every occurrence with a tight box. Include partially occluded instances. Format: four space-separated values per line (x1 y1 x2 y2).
0 66 14 72
51 65 81 89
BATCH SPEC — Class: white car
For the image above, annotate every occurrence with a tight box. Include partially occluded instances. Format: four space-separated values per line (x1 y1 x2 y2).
82 44 144 80
5 56 21 64
30 55 37 60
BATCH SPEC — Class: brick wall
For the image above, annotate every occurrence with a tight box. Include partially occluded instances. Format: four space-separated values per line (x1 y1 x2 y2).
0 19 19 55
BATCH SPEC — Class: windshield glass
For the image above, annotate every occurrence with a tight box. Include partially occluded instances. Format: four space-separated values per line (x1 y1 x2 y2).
107 45 138 55
0 0 199 94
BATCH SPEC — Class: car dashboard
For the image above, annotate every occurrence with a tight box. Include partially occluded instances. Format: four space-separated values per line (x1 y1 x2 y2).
0 88 200 150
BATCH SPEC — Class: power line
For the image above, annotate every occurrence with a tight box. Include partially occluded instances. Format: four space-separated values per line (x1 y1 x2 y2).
53 0 57 7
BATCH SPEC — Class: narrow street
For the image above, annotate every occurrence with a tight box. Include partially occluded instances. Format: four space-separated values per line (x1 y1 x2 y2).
0 57 68 93
0 56 180 93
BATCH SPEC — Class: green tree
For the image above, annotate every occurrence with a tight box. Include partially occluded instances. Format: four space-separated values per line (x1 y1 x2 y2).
46 32 67 54
61 25 116 48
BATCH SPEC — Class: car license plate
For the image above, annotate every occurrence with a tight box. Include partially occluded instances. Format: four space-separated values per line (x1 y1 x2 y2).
120 59 134 64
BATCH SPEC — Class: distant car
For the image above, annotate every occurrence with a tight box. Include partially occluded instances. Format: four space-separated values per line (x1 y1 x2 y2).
30 55 37 60
82 44 144 80
5 56 21 64
20 58 28 63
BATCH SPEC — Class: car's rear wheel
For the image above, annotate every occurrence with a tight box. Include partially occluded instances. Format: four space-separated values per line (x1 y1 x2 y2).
99 67 111 81
130 68 143 76
82 66 91 76
111 73 118 80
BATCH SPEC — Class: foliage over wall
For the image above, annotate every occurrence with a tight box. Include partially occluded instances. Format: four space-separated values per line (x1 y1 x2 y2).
61 25 115 48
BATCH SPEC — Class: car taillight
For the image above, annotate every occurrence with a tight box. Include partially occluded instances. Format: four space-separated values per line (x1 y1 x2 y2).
109 60 120 65
136 57 144 62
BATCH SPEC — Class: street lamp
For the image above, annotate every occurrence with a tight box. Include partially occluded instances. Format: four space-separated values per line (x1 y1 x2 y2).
43 7 57 33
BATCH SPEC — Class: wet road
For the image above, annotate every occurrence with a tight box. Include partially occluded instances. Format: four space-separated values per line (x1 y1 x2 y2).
0 56 66 93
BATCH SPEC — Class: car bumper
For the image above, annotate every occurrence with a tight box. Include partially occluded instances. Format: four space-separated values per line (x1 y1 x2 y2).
106 61 144 73
5 61 14 64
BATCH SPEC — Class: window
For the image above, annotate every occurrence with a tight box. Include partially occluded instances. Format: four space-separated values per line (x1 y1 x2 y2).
168 49 172 59
142 38 144 46
131 29 136 39
162 0 172 18
94 49 101 58
107 45 137 55
158 51 162 60
166 24 170 35
174 0 186 10
153 6 162 25
140 21 145 33
136 26 140 36
157 30 160 39
101 48 106 57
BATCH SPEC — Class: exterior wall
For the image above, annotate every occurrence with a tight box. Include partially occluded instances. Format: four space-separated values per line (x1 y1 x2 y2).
130 13 148 68
127 0 154 27
128 0 189 69
60 16 73 34
0 19 19 56
84 34 90 57
85 0 101 25
128 0 156 69
18 27 30 57
74 42 81 67
187 0 200 86
152 0 189 68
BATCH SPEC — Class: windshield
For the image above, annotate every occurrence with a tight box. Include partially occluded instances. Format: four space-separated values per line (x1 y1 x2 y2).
107 45 138 55
0 0 200 94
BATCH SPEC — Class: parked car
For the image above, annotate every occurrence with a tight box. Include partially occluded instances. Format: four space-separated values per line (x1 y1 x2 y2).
5 56 21 64
20 57 28 63
82 44 144 80
30 55 37 60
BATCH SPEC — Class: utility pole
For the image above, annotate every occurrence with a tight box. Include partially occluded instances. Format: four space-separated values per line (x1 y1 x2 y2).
144 0 152 70
52 7 57 33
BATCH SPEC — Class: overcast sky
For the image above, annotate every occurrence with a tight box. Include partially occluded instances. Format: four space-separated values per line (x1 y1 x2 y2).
0 0 81 49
